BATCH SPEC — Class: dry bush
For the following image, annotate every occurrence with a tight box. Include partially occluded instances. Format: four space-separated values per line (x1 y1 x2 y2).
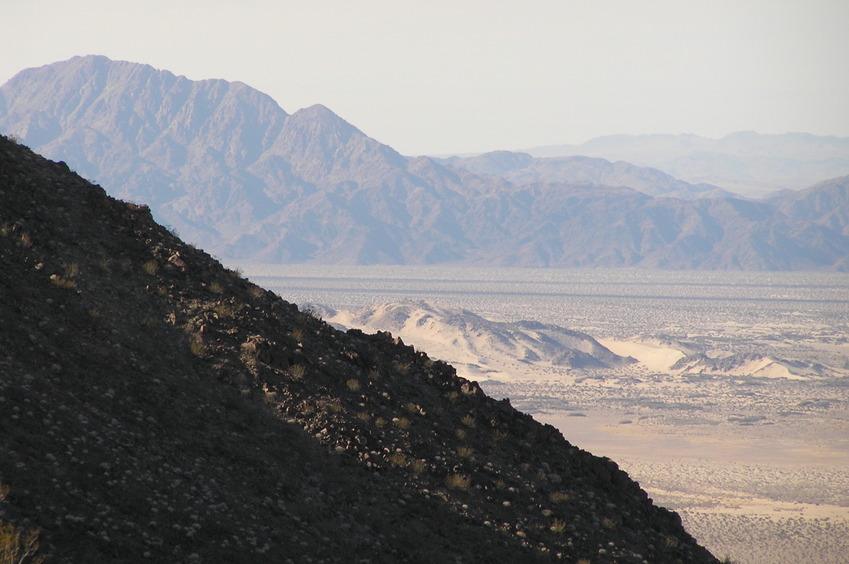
346 378 361 392
446 474 471 490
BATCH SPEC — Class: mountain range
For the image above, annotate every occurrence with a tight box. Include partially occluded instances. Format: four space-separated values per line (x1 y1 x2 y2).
0 134 719 561
1 55 848 270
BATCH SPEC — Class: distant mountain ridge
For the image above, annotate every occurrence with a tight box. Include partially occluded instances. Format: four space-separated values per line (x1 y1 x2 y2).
2 55 848 270
439 151 735 200
526 132 849 197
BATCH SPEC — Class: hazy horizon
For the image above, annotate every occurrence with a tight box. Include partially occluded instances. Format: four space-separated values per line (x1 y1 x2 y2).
3 0 848 156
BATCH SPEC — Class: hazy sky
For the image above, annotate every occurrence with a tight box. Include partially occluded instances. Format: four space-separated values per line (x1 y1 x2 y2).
3 0 848 156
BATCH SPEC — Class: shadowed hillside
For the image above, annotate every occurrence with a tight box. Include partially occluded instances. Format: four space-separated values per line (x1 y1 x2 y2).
0 135 719 561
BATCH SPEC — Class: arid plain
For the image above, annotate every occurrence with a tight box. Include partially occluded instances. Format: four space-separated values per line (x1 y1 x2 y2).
244 265 849 564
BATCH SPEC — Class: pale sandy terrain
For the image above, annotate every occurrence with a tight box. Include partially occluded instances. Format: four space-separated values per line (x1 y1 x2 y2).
513 340 849 564
325 303 849 564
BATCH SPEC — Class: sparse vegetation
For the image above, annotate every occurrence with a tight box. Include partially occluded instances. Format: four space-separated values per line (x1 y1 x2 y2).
288 364 306 380
549 492 570 504
0 485 42 564
446 473 471 490
346 378 361 392
143 259 159 275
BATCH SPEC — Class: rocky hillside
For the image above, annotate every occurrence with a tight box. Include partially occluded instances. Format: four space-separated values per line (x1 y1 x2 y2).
2 56 848 270
0 136 719 562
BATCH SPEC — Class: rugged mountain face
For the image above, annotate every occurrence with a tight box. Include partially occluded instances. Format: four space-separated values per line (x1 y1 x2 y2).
440 151 733 200
776 175 849 236
0 136 719 562
526 132 849 197
2 56 848 270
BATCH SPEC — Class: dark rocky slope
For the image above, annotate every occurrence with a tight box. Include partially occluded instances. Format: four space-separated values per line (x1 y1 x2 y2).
0 135 718 562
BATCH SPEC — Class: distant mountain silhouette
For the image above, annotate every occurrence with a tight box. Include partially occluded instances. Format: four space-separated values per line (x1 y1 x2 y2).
440 151 734 200
526 132 849 198
2 56 848 270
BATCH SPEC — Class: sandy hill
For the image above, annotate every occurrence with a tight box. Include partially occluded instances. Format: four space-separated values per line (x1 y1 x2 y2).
319 300 635 382
0 135 718 562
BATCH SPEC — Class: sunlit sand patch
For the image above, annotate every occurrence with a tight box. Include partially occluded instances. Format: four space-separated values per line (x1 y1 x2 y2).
598 338 685 372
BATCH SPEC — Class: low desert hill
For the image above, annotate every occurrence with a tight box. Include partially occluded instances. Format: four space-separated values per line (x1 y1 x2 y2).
319 301 634 382
2 56 848 270
0 136 719 561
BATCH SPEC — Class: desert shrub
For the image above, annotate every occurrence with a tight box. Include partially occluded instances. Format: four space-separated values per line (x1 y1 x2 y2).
548 492 570 504
445 474 471 490
456 446 474 458
549 519 567 534
410 459 427 475
189 338 205 357
346 378 361 392
0 485 43 564
142 259 159 275
0 522 42 564
389 453 408 468
288 364 306 380
403 402 423 416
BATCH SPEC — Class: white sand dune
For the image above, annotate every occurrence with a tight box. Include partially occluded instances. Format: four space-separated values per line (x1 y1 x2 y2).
597 338 686 372
323 300 634 382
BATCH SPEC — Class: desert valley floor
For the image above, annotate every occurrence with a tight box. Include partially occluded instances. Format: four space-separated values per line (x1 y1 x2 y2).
239 264 849 564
